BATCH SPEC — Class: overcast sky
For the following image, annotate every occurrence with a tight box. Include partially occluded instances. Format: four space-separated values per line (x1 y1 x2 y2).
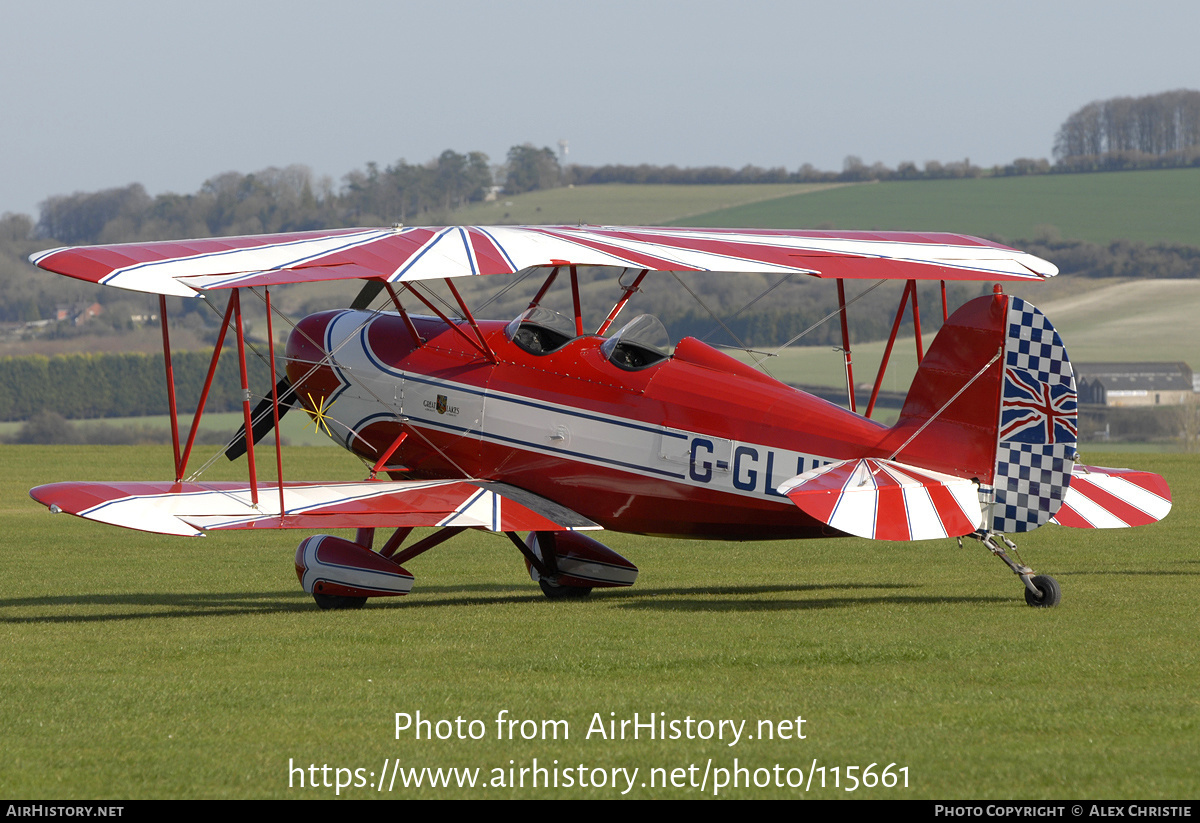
3 0 1197 219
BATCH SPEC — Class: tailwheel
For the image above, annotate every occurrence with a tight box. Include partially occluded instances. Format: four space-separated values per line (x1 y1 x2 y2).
539 578 592 600
1023 574 1061 608
313 593 368 610
973 532 1062 608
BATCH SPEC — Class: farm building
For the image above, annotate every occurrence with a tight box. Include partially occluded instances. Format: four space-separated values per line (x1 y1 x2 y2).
1075 362 1195 407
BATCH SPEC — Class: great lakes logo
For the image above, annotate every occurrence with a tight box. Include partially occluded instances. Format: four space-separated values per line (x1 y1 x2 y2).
425 394 460 416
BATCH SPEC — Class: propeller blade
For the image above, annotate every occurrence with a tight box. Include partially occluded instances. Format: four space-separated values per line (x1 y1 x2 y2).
350 279 386 310
225 376 298 461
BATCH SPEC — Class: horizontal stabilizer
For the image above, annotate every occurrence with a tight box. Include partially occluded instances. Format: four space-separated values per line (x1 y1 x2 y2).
1050 466 1172 528
30 479 600 537
778 458 983 541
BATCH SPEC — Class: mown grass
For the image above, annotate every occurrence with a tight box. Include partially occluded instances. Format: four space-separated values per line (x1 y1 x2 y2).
1 445 1195 798
676 168 1200 246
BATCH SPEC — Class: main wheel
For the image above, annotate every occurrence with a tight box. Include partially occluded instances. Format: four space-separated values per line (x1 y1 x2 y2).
1024 575 1061 608
313 593 368 610
539 579 592 600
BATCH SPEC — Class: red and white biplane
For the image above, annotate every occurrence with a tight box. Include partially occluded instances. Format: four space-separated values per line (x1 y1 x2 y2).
28 225 1172 608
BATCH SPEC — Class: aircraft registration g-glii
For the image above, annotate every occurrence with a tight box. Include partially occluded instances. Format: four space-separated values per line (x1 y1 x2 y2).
28 225 1172 608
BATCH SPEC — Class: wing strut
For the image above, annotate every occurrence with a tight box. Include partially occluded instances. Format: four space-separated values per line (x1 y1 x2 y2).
169 289 272 507
369 432 409 479
231 290 259 506
911 279 925 362
836 279 856 413
179 293 237 479
569 265 584 337
383 283 425 347
528 266 560 310
596 269 649 335
400 282 495 361
444 278 496 361
265 288 286 520
865 279 924 418
159 294 183 479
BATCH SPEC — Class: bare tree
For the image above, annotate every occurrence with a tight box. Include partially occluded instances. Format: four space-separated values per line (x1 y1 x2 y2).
1054 89 1200 161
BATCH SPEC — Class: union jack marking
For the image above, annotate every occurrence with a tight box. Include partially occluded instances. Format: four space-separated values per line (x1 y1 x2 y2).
1000 367 1078 445
990 297 1078 533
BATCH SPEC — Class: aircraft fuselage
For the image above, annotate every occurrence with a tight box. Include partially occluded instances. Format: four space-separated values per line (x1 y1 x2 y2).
286 310 894 539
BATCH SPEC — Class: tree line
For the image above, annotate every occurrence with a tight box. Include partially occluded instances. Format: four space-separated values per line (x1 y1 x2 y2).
1054 89 1200 166
30 144 579 247
20 88 1200 251
1016 235 1200 280
0 350 271 422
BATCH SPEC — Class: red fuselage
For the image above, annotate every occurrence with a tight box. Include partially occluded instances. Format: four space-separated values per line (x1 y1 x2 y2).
286 310 895 540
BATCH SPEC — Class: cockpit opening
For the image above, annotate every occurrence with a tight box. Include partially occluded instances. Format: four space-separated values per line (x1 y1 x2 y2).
600 314 672 371
505 307 577 355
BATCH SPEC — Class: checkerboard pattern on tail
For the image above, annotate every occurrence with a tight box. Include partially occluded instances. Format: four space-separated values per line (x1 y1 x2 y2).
990 297 1078 533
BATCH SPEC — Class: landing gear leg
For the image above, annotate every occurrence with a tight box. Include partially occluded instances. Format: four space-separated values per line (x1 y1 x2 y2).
972 532 1061 608
505 532 593 600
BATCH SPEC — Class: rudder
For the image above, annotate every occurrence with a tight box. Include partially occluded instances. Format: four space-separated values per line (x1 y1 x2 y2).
990 296 1077 533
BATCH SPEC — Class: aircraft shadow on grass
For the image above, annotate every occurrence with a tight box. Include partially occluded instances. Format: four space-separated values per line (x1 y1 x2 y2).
0 581 1007 622
0 590 312 623
1068 567 1200 576
11 562 1195 623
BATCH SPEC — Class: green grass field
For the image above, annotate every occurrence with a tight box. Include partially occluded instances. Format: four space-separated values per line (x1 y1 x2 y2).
676 168 1200 246
2 445 1195 799
411 169 1200 248
450 182 844 227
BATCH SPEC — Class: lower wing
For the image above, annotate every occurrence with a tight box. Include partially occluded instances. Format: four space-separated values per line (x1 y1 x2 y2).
30 479 598 537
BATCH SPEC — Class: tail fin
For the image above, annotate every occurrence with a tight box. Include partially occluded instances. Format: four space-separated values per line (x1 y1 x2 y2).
786 290 1167 540
879 290 1078 534
990 296 1078 532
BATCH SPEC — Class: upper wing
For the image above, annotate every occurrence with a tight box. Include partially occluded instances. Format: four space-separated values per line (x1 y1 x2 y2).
30 479 599 537
30 225 1058 296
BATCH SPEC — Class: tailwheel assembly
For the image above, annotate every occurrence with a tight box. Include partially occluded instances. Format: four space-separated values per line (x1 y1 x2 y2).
971 532 1062 608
